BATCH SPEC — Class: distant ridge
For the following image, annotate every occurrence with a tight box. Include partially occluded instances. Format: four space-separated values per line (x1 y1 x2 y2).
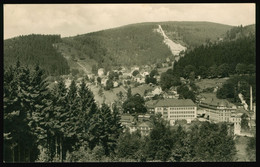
4 21 238 76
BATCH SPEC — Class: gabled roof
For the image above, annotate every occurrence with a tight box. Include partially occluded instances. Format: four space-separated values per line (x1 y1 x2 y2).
137 121 153 128
155 99 195 107
120 114 134 122
138 114 151 118
145 100 159 107
132 84 153 96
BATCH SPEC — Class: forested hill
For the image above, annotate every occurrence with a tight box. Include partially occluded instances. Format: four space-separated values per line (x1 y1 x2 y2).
173 24 255 78
59 21 233 71
4 22 233 75
61 23 172 70
160 21 232 48
4 34 70 76
225 24 255 41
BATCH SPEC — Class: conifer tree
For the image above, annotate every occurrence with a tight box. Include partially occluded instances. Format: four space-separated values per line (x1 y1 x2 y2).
77 79 98 148
50 79 68 161
146 113 173 161
88 103 122 156
4 62 40 162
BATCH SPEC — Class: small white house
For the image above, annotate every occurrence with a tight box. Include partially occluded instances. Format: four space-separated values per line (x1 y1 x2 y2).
134 74 145 84
101 78 108 86
113 81 119 88
155 75 161 82
131 66 140 72
64 79 72 88
151 86 162 96
98 68 104 77
141 71 149 77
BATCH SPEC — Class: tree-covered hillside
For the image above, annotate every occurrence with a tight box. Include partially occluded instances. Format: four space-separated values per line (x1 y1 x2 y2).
173 34 255 79
160 21 233 49
4 22 235 76
159 24 255 102
62 23 172 69
225 24 255 41
4 34 70 76
61 21 233 71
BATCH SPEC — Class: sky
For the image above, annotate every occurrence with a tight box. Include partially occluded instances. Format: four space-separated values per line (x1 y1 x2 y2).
4 3 255 39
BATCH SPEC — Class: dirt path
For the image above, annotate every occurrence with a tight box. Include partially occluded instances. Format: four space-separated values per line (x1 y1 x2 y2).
76 62 88 74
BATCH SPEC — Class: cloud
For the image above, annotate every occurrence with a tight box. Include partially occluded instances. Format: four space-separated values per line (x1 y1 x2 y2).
4 3 255 39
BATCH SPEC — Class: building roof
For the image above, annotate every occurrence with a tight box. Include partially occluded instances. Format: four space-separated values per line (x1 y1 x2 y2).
137 121 153 128
120 114 134 122
132 84 153 96
145 100 159 107
233 102 244 106
138 114 151 118
154 99 196 107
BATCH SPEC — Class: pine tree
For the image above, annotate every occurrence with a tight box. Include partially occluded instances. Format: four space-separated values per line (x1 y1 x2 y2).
25 64 53 162
50 79 69 162
127 87 132 99
77 79 98 148
4 62 40 162
88 103 122 156
146 113 173 161
66 80 79 137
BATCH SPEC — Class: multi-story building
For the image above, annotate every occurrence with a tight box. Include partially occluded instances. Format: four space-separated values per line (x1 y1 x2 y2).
229 112 243 135
127 121 153 136
138 122 153 136
120 114 135 129
145 100 158 114
199 93 237 123
138 114 151 122
151 99 197 125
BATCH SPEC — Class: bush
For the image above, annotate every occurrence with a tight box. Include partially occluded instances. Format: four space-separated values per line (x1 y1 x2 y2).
64 146 94 162
92 145 106 161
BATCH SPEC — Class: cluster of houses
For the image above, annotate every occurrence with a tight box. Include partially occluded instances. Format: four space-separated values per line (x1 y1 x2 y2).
120 92 256 137
58 62 255 138
85 55 175 89
120 114 152 136
84 63 164 89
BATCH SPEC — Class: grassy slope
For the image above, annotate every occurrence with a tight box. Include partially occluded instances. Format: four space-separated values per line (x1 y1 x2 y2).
88 84 127 105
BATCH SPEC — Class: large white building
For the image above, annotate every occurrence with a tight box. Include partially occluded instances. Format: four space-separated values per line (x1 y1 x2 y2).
199 93 237 123
153 99 197 125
